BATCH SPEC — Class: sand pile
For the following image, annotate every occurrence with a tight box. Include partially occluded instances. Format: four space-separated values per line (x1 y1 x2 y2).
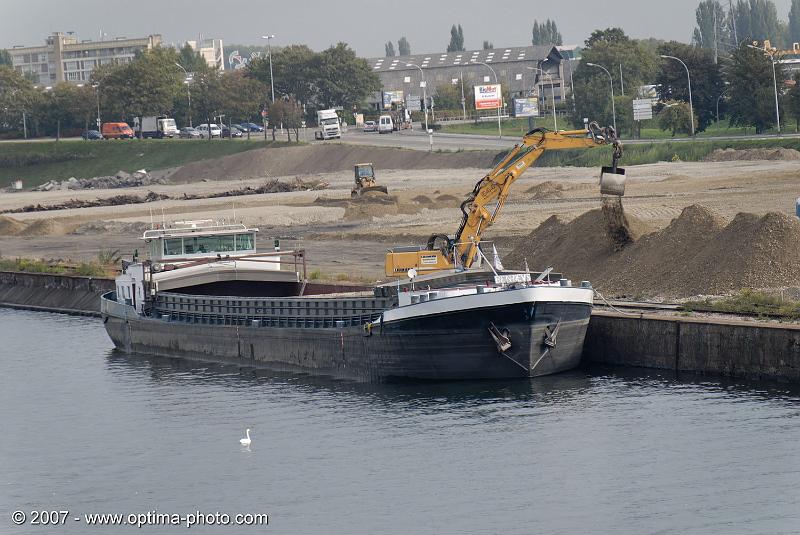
506 203 800 298
705 148 800 162
0 215 27 236
314 195 409 221
18 219 68 237
525 181 566 200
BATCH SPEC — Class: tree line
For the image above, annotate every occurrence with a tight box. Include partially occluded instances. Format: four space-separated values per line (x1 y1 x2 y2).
0 42 380 140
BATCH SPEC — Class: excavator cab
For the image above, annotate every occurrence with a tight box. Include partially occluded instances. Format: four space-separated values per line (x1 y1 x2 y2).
352 163 389 197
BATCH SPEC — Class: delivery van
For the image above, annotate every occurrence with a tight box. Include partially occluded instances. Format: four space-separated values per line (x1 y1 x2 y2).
101 122 135 139
378 115 393 134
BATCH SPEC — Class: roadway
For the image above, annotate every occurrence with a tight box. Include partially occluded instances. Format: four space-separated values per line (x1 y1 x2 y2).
335 126 800 152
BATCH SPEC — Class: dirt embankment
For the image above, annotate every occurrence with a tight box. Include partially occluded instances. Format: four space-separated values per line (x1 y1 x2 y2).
506 204 800 298
169 144 501 182
705 148 800 162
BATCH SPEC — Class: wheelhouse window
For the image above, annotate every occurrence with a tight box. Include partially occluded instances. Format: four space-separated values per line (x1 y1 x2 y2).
163 238 183 256
235 233 254 251
183 235 235 255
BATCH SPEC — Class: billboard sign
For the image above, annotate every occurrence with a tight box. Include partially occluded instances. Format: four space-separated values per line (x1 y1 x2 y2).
382 90 404 109
474 84 502 110
513 98 539 117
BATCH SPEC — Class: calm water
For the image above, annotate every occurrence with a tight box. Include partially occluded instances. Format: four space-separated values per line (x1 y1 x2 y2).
2 308 800 534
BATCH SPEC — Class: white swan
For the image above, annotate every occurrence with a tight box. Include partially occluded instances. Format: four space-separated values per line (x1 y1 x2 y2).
240 428 251 446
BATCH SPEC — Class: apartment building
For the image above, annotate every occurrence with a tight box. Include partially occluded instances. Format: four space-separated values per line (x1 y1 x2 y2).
9 32 162 86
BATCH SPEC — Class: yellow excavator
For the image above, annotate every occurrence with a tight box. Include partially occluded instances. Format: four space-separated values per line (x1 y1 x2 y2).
352 163 389 197
384 122 625 277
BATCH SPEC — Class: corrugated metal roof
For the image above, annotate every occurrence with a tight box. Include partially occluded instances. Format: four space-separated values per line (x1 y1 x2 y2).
368 45 561 72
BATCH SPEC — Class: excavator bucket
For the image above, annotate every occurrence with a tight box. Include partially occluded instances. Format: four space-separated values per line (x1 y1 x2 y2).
600 165 626 196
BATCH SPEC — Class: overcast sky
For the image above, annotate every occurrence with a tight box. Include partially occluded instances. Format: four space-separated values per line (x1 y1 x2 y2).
2 0 794 56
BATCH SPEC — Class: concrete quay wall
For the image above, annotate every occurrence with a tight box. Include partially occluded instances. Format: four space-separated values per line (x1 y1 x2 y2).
0 271 112 316
585 310 800 383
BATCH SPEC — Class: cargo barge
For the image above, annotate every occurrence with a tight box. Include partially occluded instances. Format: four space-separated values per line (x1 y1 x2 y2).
101 220 593 381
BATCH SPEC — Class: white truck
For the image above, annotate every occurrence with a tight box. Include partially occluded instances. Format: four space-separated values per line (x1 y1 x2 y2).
135 116 179 139
314 109 341 140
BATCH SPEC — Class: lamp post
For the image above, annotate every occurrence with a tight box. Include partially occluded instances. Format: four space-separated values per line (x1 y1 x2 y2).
471 60 502 138
716 86 731 126
747 44 781 134
585 63 616 133
526 66 557 131
660 54 695 137
174 63 192 127
261 35 276 104
406 62 429 133
91 82 101 131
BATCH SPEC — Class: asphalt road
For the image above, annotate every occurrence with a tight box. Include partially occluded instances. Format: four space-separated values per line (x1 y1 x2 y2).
336 126 800 152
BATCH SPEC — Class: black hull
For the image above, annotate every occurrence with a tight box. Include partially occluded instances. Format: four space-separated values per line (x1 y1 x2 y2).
103 298 591 382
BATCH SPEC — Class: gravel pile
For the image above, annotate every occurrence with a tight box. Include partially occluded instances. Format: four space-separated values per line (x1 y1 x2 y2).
34 169 167 191
704 148 800 162
506 203 800 298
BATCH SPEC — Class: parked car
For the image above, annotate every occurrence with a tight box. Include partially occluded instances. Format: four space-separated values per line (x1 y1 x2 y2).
221 124 243 138
196 123 222 138
241 122 264 132
179 126 200 139
82 129 103 140
362 121 377 133
101 122 135 139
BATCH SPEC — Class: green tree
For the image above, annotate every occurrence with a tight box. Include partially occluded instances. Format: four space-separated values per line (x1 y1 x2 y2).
482 40 493 50
248 44 315 106
217 70 267 137
727 41 784 132
732 0 782 45
787 73 800 131
790 0 800 43
693 0 730 56
268 96 303 141
573 28 659 135
178 43 206 73
190 65 225 141
398 37 411 56
98 47 183 135
657 101 697 136
447 24 465 52
532 19 563 46
314 43 381 110
433 83 462 110
585 28 629 48
656 41 723 132
40 83 96 139
385 41 395 57
0 65 37 137
0 49 11 66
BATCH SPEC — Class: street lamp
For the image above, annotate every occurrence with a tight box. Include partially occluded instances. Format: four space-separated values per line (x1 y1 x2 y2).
261 35 276 104
660 55 695 137
91 82 100 131
174 63 192 127
716 85 731 126
526 66 557 131
585 63 617 133
406 63 429 133
747 44 781 134
471 60 502 138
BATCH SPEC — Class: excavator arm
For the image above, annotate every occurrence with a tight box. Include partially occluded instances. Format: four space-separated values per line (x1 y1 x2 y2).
384 122 622 277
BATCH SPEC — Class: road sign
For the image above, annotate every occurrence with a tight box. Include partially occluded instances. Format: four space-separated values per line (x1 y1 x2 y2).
632 98 654 121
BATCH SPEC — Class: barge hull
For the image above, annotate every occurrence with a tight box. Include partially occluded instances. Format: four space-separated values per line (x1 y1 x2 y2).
103 299 590 381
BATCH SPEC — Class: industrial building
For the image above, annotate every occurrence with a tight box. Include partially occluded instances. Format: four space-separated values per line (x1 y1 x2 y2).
367 45 574 112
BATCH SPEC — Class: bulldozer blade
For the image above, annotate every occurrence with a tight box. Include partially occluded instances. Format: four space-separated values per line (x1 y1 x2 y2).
600 166 626 196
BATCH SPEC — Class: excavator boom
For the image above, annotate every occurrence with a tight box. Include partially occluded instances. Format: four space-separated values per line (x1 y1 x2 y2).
384 122 622 277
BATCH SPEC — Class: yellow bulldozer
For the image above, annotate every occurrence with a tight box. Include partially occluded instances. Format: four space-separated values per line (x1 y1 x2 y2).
352 163 389 197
